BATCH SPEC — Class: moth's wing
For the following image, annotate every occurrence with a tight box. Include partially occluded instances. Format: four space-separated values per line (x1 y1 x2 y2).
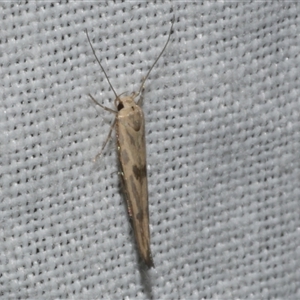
116 105 154 268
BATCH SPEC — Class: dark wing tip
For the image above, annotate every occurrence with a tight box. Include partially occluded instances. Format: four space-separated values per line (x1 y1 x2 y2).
143 251 155 268
145 257 155 269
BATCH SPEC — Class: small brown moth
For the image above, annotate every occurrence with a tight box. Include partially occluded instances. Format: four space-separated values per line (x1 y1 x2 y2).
86 16 174 268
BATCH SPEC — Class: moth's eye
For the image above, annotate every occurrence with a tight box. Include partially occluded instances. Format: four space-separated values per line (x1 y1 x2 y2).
117 102 124 111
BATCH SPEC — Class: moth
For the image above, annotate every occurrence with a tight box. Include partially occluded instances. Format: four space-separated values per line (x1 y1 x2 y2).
86 16 174 268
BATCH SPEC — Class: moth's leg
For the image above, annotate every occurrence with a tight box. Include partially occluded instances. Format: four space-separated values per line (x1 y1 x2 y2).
88 93 117 114
93 118 116 162
88 93 117 161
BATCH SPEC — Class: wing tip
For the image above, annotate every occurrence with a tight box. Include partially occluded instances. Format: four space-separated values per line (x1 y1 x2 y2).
143 249 154 268
144 256 155 269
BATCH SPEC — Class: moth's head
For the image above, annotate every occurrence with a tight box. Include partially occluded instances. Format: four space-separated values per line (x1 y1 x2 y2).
115 95 136 111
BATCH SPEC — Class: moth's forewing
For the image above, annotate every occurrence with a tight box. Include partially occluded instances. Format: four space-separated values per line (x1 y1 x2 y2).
116 98 154 268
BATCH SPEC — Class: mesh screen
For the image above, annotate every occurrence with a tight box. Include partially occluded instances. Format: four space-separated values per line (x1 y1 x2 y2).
1 2 299 299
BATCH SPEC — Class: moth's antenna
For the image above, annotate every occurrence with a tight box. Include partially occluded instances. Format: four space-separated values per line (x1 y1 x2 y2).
85 29 119 100
135 14 175 99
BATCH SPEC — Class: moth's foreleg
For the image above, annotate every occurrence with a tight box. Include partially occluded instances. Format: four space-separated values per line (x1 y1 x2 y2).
93 118 117 162
88 93 117 114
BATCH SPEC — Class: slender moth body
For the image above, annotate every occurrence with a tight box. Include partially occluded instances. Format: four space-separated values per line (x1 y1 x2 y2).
86 16 174 268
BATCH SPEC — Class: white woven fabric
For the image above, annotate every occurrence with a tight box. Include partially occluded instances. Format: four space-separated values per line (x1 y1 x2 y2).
1 2 299 299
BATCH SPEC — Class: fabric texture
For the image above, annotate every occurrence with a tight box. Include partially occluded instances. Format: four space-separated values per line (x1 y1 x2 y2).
1 2 299 299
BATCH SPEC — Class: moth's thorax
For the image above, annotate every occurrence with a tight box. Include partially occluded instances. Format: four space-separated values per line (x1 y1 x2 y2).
116 95 143 131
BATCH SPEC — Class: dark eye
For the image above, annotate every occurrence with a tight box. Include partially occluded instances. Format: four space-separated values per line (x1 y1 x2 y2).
117 102 124 111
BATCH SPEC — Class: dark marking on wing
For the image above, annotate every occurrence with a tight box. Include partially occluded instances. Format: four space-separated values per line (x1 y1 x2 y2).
132 118 141 131
132 165 146 181
136 210 144 222
130 175 140 203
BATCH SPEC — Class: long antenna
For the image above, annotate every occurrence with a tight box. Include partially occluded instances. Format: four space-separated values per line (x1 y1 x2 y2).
136 14 175 99
85 29 119 100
